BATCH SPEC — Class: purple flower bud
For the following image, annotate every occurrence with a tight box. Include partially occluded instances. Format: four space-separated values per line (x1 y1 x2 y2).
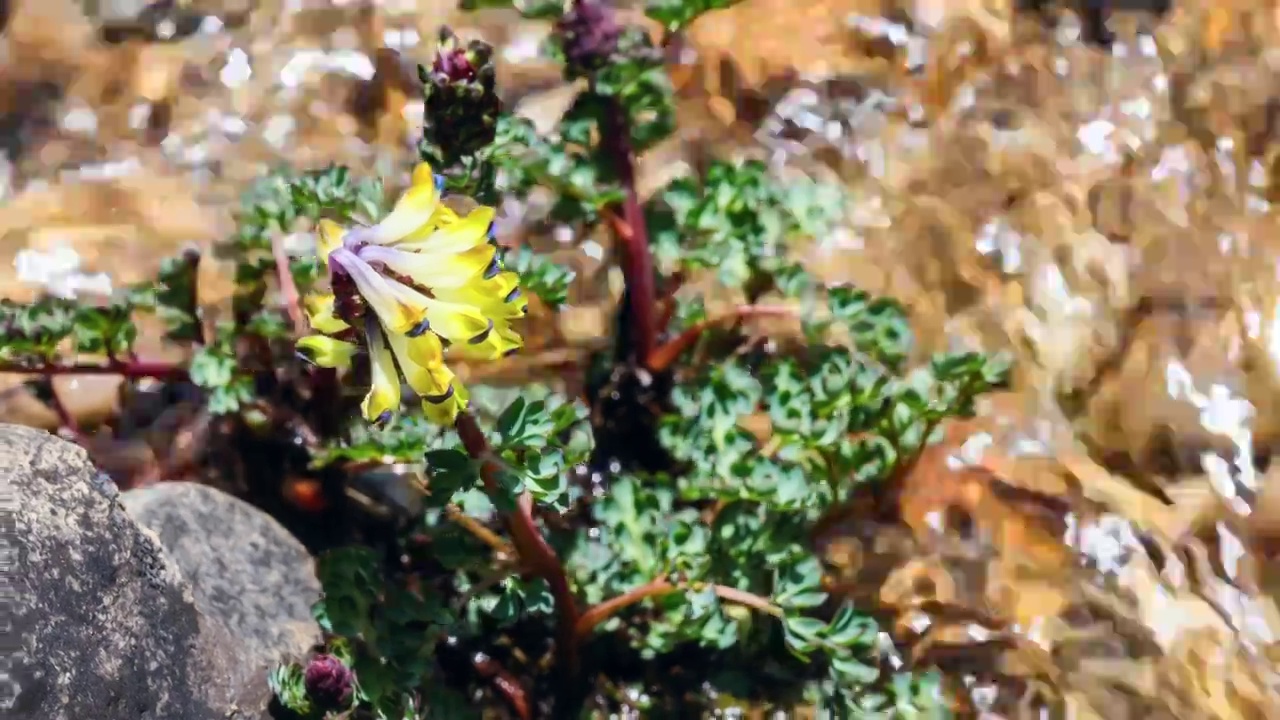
432 47 476 83
304 654 354 710
556 0 622 75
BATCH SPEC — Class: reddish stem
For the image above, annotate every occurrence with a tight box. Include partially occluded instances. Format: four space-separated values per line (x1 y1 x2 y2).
272 234 307 336
598 96 658 369
574 578 672 639
647 304 799 372
472 653 533 720
0 359 189 380
453 412 581 674
575 578 783 640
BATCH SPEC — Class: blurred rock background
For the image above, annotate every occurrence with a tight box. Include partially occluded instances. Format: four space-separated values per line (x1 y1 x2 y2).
6 0 1280 716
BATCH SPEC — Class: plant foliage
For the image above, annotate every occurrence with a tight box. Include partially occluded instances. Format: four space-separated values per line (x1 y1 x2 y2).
271 0 1006 717
0 0 1009 717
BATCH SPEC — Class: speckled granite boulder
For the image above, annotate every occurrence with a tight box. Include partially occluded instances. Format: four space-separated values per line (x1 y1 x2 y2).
120 481 321 675
0 424 269 720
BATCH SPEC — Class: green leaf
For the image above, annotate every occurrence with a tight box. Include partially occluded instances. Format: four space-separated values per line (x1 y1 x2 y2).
646 159 825 291
245 309 291 339
312 413 444 469
488 463 523 514
646 0 745 32
519 448 569 505
425 520 490 570
503 246 576 308
188 349 232 385
486 577 554 628
830 654 880 684
783 615 828 654
149 250 203 343
188 323 254 415
825 604 876 647
458 0 561 19
268 663 311 714
775 557 827 611
452 487 496 519
496 396 544 444
425 448 478 500
313 546 381 637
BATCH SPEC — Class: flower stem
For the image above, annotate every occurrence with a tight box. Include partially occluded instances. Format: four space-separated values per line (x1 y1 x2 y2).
647 304 800 372
597 94 658 369
574 578 783 640
271 233 307 336
0 359 189 380
453 411 581 673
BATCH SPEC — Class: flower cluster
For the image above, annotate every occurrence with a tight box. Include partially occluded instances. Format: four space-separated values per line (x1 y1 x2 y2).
296 162 527 425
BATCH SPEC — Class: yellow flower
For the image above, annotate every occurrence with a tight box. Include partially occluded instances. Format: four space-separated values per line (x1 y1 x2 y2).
316 219 345 267
296 162 527 425
303 293 349 334
296 335 357 368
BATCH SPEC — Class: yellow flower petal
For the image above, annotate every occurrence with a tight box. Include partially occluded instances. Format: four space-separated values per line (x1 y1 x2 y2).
317 219 345 266
401 328 448 368
385 326 468 425
333 248 425 335
304 293 350 334
431 205 461 227
435 271 527 319
366 170 442 244
399 203 458 241
422 381 468 425
448 320 523 361
410 162 437 188
358 243 498 289
385 331 455 400
399 206 494 253
296 335 358 369
360 322 401 425
421 298 495 345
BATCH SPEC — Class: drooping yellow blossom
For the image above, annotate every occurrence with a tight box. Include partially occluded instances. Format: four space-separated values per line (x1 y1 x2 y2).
295 162 527 425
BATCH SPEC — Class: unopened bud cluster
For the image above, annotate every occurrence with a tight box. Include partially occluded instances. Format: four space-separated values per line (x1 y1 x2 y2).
420 26 501 166
555 0 622 76
304 653 354 710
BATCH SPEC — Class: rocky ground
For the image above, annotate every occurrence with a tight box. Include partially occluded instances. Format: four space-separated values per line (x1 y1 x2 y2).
2 424 296 718
5 0 1280 717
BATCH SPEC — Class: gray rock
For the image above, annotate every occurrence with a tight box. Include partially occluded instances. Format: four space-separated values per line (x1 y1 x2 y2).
0 423 269 719
121 481 322 677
